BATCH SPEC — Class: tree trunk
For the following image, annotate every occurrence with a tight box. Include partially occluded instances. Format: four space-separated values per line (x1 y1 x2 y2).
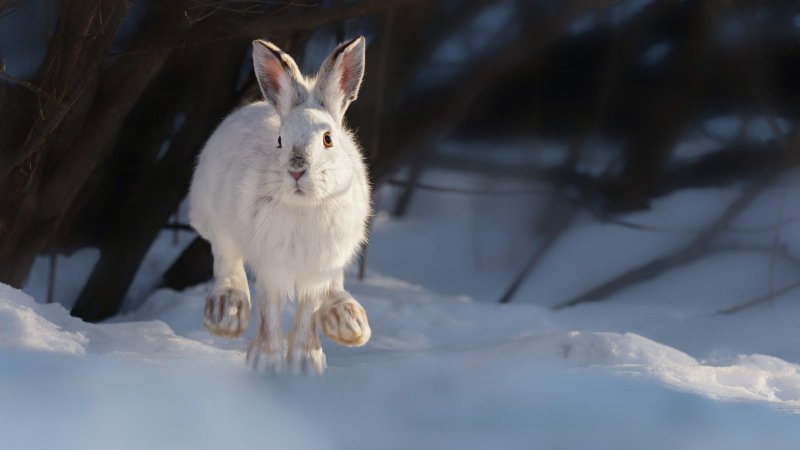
71 41 245 322
0 1 128 286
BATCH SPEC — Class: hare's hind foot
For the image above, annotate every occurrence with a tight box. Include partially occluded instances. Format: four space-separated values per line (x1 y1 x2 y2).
287 347 326 376
246 338 286 374
319 296 371 347
204 287 250 338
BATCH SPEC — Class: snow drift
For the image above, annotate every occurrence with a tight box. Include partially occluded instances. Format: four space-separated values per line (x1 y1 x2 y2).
3 274 800 413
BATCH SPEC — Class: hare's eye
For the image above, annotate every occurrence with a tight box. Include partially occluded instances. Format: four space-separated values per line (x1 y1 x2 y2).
277 136 282 149
323 132 333 148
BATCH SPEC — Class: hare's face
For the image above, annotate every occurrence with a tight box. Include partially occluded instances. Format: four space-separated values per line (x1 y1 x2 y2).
274 107 355 205
252 37 366 204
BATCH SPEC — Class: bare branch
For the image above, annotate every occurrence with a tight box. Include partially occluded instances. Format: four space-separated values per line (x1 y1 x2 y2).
0 70 64 107
112 0 432 56
717 281 800 315
385 179 551 197
499 208 577 304
553 180 768 310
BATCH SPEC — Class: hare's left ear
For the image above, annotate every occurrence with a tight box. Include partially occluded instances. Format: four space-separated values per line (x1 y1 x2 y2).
252 39 304 117
315 36 366 122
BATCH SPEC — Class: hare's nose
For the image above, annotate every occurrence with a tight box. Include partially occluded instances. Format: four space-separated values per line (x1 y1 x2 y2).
289 170 306 181
289 152 307 169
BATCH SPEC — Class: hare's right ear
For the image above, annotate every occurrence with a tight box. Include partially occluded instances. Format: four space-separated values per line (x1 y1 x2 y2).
314 36 366 123
252 40 304 117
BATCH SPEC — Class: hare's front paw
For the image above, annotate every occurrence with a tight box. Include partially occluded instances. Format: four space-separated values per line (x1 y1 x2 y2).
287 348 326 376
246 338 286 374
319 297 371 347
204 288 250 338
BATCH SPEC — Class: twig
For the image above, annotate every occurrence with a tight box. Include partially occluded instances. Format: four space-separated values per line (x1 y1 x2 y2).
768 180 788 303
391 154 428 217
387 175 798 236
385 179 551 196
717 280 800 315
171 211 180 245
110 0 430 56
710 243 800 270
368 7 395 161
162 223 194 231
0 0 19 18
357 220 370 280
553 180 768 310
0 70 64 108
726 218 800 234
46 253 56 304
372 0 619 182
499 207 576 304
358 189 381 280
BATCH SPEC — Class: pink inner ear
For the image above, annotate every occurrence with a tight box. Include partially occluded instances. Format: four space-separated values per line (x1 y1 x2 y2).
339 53 353 93
262 59 283 93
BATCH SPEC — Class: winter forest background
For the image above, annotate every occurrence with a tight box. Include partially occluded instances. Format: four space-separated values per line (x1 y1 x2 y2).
2 1 800 448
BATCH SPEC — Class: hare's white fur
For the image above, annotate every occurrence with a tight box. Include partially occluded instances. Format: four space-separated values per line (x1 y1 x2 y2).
188 37 371 375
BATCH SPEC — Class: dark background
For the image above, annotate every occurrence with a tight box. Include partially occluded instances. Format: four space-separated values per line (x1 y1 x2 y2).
0 0 798 320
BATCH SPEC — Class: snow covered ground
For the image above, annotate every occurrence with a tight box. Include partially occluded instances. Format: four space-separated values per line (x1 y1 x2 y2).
5 165 800 448
3 275 800 449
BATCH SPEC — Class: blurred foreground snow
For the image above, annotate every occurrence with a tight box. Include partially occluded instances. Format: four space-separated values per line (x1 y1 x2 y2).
5 167 800 449
2 275 800 449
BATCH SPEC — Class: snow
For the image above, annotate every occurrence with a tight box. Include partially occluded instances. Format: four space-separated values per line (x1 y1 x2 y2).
3 277 800 448
0 283 86 356
23 247 99 311
5 162 800 447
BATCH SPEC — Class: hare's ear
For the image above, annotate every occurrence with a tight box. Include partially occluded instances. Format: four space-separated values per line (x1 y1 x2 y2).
252 40 304 117
314 36 366 122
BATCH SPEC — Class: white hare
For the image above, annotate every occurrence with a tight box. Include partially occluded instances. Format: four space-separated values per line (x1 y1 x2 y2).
188 37 372 375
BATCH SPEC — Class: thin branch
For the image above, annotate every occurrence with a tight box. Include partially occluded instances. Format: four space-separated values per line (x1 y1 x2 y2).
499 208 577 304
391 154 428 217
0 0 19 18
46 253 56 304
553 180 768 310
385 179 551 196
163 223 195 231
390 174 797 236
0 70 64 108
710 243 800 270
768 180 789 301
717 280 800 315
111 0 431 56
